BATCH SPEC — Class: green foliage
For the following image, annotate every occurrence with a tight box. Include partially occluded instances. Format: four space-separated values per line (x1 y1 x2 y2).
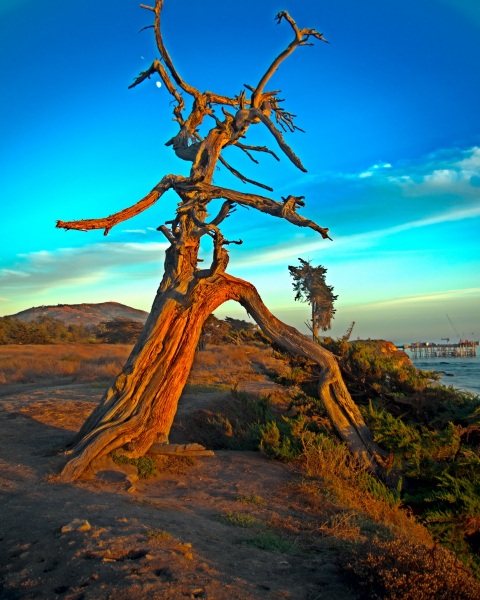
245 531 299 554
423 470 480 569
269 336 480 578
96 318 144 344
0 315 148 345
111 453 157 478
357 471 403 510
235 493 264 506
288 258 338 335
198 314 263 349
361 395 480 575
324 338 433 398
216 511 263 528
362 402 463 476
259 415 312 461
0 316 93 344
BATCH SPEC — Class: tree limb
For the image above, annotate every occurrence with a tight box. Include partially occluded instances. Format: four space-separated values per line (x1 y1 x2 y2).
218 156 274 191
250 109 307 172
209 200 236 227
185 182 331 239
234 142 280 163
148 1 240 110
150 0 200 99
56 175 176 235
157 224 176 244
252 11 328 108
129 59 186 126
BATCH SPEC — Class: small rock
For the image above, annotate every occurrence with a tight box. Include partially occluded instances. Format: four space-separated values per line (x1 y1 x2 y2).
61 519 91 533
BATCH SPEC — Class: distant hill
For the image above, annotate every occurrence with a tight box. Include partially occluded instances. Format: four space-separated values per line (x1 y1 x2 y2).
8 302 149 327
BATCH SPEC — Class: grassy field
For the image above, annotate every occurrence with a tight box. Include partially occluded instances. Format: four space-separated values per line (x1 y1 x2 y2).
0 341 288 388
0 343 132 385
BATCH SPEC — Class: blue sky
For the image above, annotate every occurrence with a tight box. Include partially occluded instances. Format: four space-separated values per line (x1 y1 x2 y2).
1 0 479 344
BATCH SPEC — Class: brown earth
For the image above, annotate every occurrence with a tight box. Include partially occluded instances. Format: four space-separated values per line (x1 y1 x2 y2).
8 301 148 326
0 376 357 600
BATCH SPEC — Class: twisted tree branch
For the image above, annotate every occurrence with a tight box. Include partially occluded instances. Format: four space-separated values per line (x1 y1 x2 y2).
234 142 280 163
250 109 307 172
185 182 331 239
252 11 328 107
56 175 177 235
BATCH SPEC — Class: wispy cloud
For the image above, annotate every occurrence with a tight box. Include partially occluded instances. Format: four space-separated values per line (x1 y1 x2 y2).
0 269 30 278
358 162 392 179
1 242 168 297
302 145 480 196
232 202 480 270
366 287 480 308
380 146 480 196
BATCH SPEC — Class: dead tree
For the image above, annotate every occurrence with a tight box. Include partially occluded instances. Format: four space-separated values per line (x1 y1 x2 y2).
56 0 385 481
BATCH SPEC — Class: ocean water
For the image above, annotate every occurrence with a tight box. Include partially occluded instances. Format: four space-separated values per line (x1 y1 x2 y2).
409 354 480 395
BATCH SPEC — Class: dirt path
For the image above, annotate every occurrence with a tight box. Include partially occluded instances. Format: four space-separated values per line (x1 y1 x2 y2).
0 382 356 599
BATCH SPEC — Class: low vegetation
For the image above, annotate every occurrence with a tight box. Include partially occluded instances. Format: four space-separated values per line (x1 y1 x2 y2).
0 315 144 345
1 324 480 597
187 336 480 594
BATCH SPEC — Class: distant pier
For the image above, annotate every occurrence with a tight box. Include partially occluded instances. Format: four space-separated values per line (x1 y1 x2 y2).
402 341 478 359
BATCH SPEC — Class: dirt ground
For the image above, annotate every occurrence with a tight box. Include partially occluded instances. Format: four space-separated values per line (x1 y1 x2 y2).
0 378 357 600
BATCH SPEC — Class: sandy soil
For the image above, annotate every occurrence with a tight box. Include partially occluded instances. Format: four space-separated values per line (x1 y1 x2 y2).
0 379 356 600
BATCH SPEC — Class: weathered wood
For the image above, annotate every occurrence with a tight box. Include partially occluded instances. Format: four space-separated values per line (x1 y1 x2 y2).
57 1 384 482
148 443 215 456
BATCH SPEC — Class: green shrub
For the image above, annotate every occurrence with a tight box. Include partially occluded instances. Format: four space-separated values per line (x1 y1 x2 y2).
111 453 157 478
245 531 299 554
216 511 263 529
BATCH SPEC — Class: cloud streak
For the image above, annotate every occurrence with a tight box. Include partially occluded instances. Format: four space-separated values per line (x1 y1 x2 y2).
363 287 480 309
232 202 480 271
0 242 168 306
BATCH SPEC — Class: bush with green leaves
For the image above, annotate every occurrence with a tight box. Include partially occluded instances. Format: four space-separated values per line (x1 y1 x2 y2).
267 336 480 578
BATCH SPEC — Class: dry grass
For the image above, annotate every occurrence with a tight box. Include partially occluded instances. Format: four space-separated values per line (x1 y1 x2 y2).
347 537 480 599
0 344 132 385
0 342 287 390
189 343 285 388
296 434 432 547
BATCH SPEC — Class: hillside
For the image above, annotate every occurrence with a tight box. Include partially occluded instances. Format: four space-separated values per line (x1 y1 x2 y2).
8 302 149 327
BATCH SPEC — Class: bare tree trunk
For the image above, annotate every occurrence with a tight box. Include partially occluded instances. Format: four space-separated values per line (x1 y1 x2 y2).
56 4 386 483
60 273 384 481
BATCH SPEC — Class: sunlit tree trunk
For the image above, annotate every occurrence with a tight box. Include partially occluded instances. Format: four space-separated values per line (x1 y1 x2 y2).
61 271 381 482
57 1 385 481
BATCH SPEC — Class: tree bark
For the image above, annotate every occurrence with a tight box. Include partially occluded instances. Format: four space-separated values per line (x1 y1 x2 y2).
60 272 384 481
56 4 386 483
